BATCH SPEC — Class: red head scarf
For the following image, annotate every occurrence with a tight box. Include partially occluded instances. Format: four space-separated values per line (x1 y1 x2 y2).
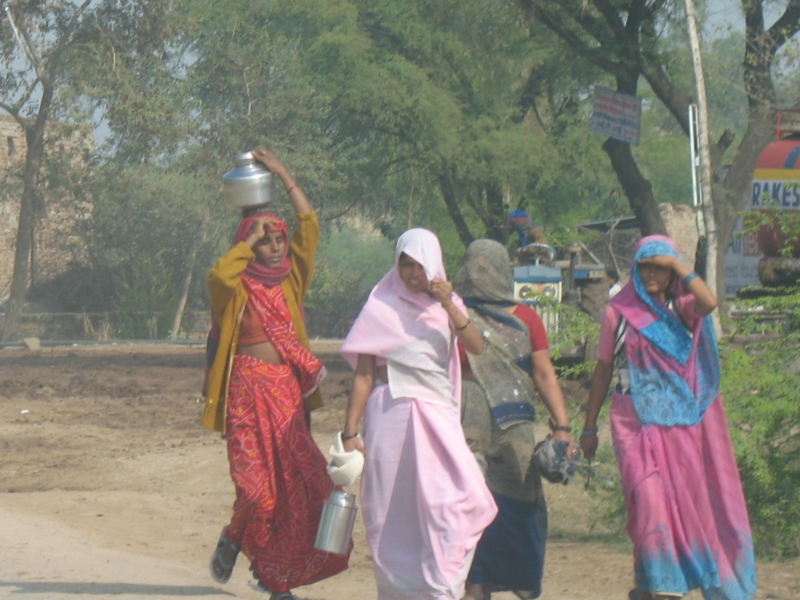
234 211 291 288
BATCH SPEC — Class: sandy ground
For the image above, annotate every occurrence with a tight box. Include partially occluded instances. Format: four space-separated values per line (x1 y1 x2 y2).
0 343 797 600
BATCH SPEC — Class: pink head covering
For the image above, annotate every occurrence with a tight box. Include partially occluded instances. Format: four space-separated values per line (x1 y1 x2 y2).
233 211 291 287
610 234 689 334
608 235 719 425
380 227 449 315
341 228 465 408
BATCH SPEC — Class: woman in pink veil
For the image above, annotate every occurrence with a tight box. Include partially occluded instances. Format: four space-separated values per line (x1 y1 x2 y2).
339 228 498 600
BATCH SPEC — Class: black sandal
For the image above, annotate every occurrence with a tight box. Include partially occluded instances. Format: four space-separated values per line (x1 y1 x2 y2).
209 526 240 584
252 563 296 599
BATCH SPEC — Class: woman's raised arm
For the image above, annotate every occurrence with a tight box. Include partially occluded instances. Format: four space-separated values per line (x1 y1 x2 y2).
252 148 312 215
638 255 718 316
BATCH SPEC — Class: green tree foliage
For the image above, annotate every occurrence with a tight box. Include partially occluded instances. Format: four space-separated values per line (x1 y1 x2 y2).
78 165 226 337
261 0 625 247
0 0 185 340
177 0 352 218
304 225 394 336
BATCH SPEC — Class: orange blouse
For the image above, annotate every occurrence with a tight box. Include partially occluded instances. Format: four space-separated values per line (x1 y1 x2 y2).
237 301 271 345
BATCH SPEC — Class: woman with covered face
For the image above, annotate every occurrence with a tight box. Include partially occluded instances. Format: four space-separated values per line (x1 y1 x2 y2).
339 228 498 600
202 149 349 600
453 239 577 600
581 235 756 600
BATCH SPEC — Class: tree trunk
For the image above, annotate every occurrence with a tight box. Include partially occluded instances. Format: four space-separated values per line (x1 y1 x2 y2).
602 138 666 236
2 184 36 341
485 180 507 242
30 218 37 290
1 89 52 342
716 106 776 248
170 227 205 340
437 168 474 247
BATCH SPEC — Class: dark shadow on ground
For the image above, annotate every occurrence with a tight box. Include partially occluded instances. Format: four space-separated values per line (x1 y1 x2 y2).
0 581 235 596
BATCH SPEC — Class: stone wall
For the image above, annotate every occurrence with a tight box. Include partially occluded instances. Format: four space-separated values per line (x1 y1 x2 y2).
660 202 699 264
0 115 26 298
582 202 700 288
0 115 91 304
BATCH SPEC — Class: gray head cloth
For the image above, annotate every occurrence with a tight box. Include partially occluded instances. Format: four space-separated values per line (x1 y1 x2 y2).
453 239 515 303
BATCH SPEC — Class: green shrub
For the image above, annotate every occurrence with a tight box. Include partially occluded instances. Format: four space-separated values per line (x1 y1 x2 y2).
720 338 800 559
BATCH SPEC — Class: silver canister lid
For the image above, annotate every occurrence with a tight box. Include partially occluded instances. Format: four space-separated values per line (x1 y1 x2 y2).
327 490 357 508
222 152 277 211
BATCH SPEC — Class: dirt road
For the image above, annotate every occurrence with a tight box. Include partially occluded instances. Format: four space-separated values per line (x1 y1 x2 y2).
0 344 797 600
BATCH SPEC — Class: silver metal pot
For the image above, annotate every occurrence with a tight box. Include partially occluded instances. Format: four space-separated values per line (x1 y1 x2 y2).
314 489 357 555
222 152 277 211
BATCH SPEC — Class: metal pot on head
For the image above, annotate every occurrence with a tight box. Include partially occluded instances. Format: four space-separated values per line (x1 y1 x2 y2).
314 489 357 555
222 152 278 213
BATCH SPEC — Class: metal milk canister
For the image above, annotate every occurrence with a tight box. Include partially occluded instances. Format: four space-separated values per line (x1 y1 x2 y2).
314 489 357 555
221 152 278 212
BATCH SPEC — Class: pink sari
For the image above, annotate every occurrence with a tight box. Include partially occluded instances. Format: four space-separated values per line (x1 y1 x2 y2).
608 235 756 599
341 229 497 600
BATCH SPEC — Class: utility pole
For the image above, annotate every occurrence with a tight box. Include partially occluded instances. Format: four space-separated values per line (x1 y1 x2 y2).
684 0 722 336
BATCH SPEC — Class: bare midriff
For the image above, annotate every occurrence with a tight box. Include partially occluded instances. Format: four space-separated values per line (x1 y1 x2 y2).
236 341 285 365
376 365 388 382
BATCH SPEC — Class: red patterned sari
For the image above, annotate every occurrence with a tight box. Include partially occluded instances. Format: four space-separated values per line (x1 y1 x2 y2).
224 278 350 592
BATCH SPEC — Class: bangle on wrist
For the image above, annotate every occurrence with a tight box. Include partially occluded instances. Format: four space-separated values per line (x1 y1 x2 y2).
683 271 699 286
549 419 571 433
285 185 297 195
455 319 471 331
582 427 599 436
342 432 360 441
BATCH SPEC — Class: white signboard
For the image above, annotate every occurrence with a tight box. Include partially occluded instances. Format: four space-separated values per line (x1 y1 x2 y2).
590 87 642 145
724 170 800 295
724 216 762 296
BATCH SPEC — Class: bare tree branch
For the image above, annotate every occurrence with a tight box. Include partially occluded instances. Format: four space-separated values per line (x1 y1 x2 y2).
10 77 42 116
5 5 45 79
47 0 94 77
524 2 622 75
591 0 628 44
640 16 692 134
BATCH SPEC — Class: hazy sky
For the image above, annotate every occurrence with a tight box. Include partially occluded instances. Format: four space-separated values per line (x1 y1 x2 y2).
705 0 788 36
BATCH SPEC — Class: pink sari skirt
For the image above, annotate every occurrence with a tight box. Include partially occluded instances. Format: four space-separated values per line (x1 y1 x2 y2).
361 384 497 600
224 355 350 592
610 392 756 600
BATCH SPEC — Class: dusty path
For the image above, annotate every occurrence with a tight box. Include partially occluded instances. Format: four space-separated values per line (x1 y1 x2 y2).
0 344 797 600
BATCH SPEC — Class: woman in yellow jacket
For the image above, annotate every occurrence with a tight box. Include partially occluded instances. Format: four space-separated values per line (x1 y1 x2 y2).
202 149 349 600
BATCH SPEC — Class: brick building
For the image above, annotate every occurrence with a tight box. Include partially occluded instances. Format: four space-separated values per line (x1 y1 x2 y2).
659 203 700 264
0 114 91 304
582 203 701 282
